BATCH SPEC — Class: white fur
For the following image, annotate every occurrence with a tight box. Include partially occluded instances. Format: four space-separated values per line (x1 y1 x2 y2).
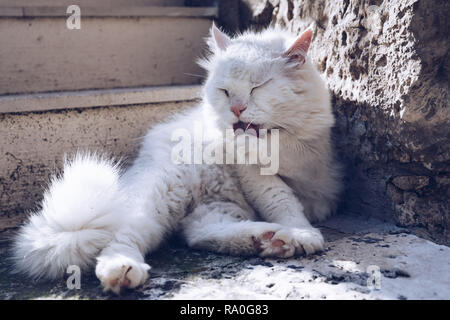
13 26 341 294
12 153 123 280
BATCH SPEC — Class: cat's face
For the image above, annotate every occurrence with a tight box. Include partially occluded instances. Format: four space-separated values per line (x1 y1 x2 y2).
201 25 331 138
204 49 287 133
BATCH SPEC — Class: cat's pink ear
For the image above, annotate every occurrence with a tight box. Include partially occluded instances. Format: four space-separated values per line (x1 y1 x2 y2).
211 22 231 51
282 29 313 65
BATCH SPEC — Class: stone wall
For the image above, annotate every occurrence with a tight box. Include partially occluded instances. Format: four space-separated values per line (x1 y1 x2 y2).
237 0 449 244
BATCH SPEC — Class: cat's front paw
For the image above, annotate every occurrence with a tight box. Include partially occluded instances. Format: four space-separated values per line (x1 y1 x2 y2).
95 255 150 294
274 227 325 256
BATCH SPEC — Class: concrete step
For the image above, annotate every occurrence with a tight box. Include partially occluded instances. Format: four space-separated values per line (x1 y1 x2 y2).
0 85 201 227
0 5 216 95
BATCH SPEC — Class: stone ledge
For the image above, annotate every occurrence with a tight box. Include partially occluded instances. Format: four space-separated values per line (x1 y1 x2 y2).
0 85 202 114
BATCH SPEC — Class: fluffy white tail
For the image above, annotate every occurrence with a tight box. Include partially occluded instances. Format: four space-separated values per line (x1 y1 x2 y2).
12 153 123 280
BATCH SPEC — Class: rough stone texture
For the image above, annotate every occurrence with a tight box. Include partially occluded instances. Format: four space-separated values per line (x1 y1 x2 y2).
1 214 449 300
0 101 196 231
239 0 449 244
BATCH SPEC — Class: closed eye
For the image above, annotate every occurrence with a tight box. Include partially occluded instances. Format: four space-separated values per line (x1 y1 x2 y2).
218 88 229 97
250 79 272 95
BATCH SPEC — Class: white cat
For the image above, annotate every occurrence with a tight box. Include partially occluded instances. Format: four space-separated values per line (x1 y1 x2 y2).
12 25 341 294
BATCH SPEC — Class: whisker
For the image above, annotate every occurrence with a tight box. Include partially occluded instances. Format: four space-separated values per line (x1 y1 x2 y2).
130 135 146 141
184 73 207 79
245 120 254 131
270 119 294 135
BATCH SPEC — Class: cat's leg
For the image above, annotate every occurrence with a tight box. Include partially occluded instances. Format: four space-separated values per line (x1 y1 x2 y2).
95 238 150 294
95 219 161 294
262 130 341 223
95 166 193 294
180 201 298 258
237 165 324 256
95 199 168 294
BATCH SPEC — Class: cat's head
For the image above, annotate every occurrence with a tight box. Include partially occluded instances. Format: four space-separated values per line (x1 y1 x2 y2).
200 24 333 140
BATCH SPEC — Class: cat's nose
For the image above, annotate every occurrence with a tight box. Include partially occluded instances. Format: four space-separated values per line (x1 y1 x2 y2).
230 104 247 118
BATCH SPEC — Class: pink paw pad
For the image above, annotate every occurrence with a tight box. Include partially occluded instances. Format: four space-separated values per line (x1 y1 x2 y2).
271 239 286 247
252 231 276 250
262 231 275 240
261 231 286 248
109 266 132 289
252 231 288 256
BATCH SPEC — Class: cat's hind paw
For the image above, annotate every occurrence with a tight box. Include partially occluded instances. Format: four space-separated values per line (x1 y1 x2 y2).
253 227 324 258
95 255 150 295
274 227 325 256
253 231 296 258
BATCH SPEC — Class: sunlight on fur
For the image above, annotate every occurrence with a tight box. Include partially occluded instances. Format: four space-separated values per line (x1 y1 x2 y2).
12 24 342 294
